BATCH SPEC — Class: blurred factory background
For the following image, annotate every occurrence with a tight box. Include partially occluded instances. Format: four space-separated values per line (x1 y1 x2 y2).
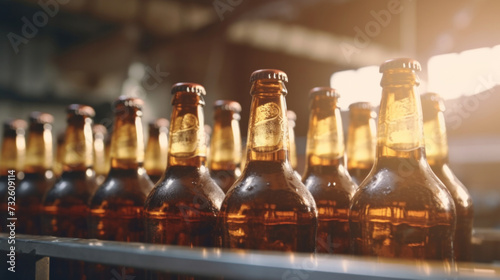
1 0 499 226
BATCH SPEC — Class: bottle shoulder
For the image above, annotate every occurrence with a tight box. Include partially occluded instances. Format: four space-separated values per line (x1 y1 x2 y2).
221 161 317 214
43 170 97 205
431 164 473 211
145 165 224 213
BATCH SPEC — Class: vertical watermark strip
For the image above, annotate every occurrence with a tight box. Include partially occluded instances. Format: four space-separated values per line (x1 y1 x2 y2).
6 170 17 273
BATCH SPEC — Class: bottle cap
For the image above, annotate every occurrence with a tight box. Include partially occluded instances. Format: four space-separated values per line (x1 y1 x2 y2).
3 119 27 131
29 112 54 124
171 83 206 96
286 110 297 121
113 96 144 110
308 87 339 98
92 124 108 136
349 102 373 110
67 104 95 117
421 92 445 112
149 118 170 129
250 69 288 83
213 100 242 113
379 58 421 73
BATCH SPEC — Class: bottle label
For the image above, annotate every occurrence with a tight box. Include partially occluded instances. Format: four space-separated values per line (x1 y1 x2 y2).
170 113 205 157
384 97 423 151
251 103 285 152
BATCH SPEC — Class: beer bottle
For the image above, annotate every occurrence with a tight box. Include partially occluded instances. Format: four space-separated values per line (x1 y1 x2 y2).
88 96 154 279
93 124 109 186
287 110 301 180
42 104 98 280
0 119 27 233
302 87 357 254
144 118 169 184
346 102 376 185
349 58 456 261
218 69 318 252
145 83 225 280
17 112 55 235
42 104 98 237
421 92 473 262
208 100 242 193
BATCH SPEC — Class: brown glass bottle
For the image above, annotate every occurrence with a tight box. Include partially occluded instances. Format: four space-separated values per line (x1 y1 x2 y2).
144 118 169 184
208 100 242 193
287 110 301 180
88 96 154 279
346 102 376 185
302 87 357 254
93 124 109 186
17 112 55 235
349 58 456 261
0 119 27 233
145 84 225 280
218 69 318 253
421 92 473 262
42 105 98 280
53 132 65 179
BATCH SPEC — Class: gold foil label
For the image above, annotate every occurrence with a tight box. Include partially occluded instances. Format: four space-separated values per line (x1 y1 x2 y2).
170 113 203 157
251 103 284 152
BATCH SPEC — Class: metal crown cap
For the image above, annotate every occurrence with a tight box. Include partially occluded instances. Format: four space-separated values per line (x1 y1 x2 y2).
66 104 95 117
309 87 340 98
214 100 242 113
421 92 445 112
149 118 170 129
379 58 421 73
113 96 145 110
349 102 373 110
250 69 288 83
3 119 27 131
92 124 107 136
171 82 206 96
29 111 54 124
286 110 297 121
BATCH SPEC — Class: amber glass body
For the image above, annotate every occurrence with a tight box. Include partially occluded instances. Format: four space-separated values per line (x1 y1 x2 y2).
208 101 242 193
349 61 456 262
346 103 376 185
17 113 55 235
0 120 26 233
422 93 474 262
302 90 357 254
88 98 154 280
218 71 318 253
145 119 169 184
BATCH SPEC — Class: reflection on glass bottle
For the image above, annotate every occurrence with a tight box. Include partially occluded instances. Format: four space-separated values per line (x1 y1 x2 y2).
346 102 376 185
218 69 318 253
93 124 109 186
145 118 169 184
88 96 154 279
349 58 456 261
53 132 65 179
145 83 225 280
287 110 301 180
0 119 27 233
209 100 242 193
17 112 55 235
302 87 357 254
42 104 98 280
421 92 473 262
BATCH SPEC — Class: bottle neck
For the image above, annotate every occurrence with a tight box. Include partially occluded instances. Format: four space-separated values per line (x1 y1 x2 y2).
167 104 206 167
246 87 290 163
347 109 376 170
376 70 425 160
62 116 94 172
93 134 107 175
305 96 344 168
209 110 242 170
0 131 26 175
144 127 169 173
110 110 145 170
25 124 53 173
423 109 449 167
